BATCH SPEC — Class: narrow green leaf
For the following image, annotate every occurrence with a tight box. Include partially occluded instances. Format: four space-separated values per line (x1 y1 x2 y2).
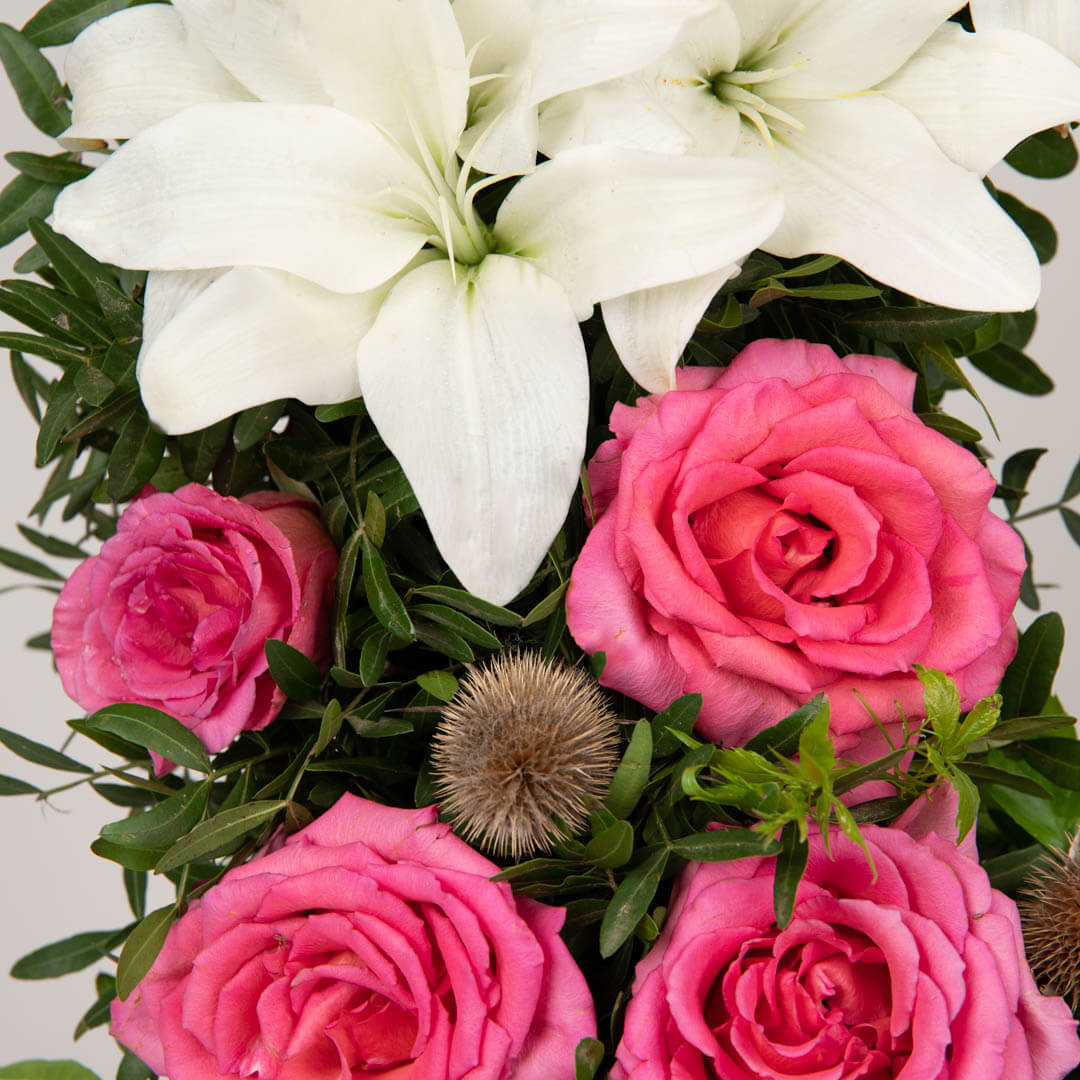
82 703 211 773
832 747 908 796
411 585 520 626
10 930 116 979
90 838 166 872
6 151 91 185
0 24 69 135
916 412 982 444
1063 455 1080 502
409 603 501 649
154 800 286 874
356 628 390 687
106 409 166 501
604 721 653 820
0 725 91 773
915 666 961 742
416 670 459 702
919 342 999 439
4 279 112 344
598 847 668 958
313 398 365 422
123 868 146 921
994 189 1057 263
23 0 136 46
333 528 362 668
264 638 322 701
0 773 40 795
983 844 1046 895
0 546 63 581
773 823 809 930
521 580 569 627
651 693 702 757
1017 739 1080 792
27 218 110 305
744 695 825 758
73 976 115 1039
1001 447 1047 516
115 1050 153 1080
11 351 43 422
999 612 1064 719
1061 506 1080 547
362 534 414 639
584 819 634 868
92 278 142 339
413 619 474 663
841 305 991 343
959 761 1051 798
363 490 387 548
68 716 148 761
313 699 343 756
769 254 841 279
116 905 174 1000
232 399 287 451
574 1038 605 1080
783 283 882 301
0 1062 101 1080
100 782 210 849
968 344 1053 396
1005 126 1078 178
671 828 780 861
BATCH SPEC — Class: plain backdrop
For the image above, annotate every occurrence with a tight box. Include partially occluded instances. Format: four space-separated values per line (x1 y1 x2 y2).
1 3 1079 1073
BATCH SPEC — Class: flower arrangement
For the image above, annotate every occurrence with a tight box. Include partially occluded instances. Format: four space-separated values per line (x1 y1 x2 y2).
1 1 1080 1078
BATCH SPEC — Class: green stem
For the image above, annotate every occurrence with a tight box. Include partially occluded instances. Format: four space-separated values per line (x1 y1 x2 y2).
1012 501 1064 523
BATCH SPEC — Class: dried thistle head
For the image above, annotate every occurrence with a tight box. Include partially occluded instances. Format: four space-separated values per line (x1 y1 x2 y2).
1019 838 1080 1009
432 651 620 860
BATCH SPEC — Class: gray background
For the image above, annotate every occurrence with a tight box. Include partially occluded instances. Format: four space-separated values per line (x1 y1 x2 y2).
0 3 1078 1072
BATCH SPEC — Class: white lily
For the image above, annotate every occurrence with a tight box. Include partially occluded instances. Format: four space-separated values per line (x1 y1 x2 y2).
52 0 783 603
540 0 1080 390
970 0 1080 64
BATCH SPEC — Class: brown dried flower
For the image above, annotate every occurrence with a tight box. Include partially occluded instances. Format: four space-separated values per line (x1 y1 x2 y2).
432 651 620 859
1019 838 1080 1009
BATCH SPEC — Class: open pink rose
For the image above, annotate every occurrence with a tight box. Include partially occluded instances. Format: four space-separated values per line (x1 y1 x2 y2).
111 795 595 1079
51 483 337 767
614 788 1080 1080
567 340 1025 750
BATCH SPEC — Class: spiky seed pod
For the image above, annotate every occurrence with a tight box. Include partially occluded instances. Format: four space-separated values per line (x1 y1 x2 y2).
1019 839 1080 1009
432 651 621 860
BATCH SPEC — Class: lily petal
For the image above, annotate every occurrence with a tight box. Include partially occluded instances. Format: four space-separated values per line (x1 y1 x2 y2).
495 146 782 318
739 96 1041 311
169 0 328 103
139 267 382 433
355 256 588 604
881 24 1080 176
456 0 716 173
601 266 739 393
298 0 468 170
763 0 961 98
971 0 1080 64
62 5 250 145
52 103 429 294
141 268 225 352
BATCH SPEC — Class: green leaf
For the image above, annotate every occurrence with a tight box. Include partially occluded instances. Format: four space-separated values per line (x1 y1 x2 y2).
93 278 142 339
604 720 653 819
1063 455 1080 502
4 279 112 344
99 782 210 849
1005 126 1078 178
11 351 43 421
983 844 1046 895
650 693 702 757
584 819 634 868
154 800 286 874
1061 506 1080 547
411 585 520 626
915 667 961 743
90 838 165 872
598 847 668 958
0 25 70 136
782 282 882 301
0 774 40 796
994 189 1057 263
0 1062 101 1080
73 974 115 1039
313 699 343 757
362 535 414 640
10 930 116 979
958 762 1051 798
26 218 110 306
0 546 63 581
0 725 91 773
232 399 287 451
107 409 166 501
82 703 211 773
68 716 148 762
949 765 980 841
16 523 86 560
23 0 138 46
332 528 362 669
773 822 809 930
919 342 999 438
115 1050 153 1080
574 1037 605 1080
356 629 390 687
1000 612 1064 719
409 603 501 649
671 828 780 861
413 619 474 663
6 151 91 186
123 868 146 921
313 398 366 422
264 638 322 701
916 412 982 444
1001 447 1047 516
968 344 1053 396
363 490 387 548
841 305 991 343
416 669 459 703
521 580 569 627
769 254 841 279
116 905 174 1000
744 695 824 758
1018 739 1080 792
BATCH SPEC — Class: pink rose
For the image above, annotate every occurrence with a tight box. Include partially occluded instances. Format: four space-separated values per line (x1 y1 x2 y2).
51 483 337 767
614 788 1080 1080
567 339 1025 750
111 795 596 1079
